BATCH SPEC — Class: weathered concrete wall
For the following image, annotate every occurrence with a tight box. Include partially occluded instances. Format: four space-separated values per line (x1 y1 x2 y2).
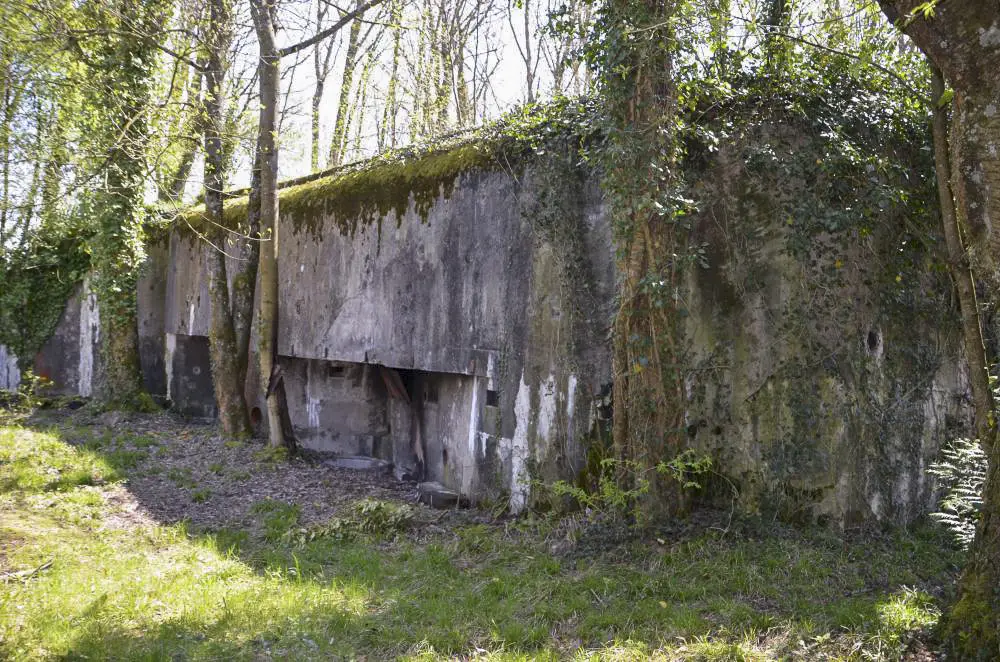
680 123 969 525
158 230 255 417
0 344 19 391
270 165 616 505
148 161 615 509
30 277 101 397
281 359 388 455
138 239 169 401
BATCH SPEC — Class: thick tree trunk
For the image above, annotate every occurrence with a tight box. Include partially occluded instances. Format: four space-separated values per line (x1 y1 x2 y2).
249 0 289 449
878 2 1000 657
232 149 260 393
93 0 168 408
930 70 993 445
205 0 250 438
606 0 688 521
940 92 1000 659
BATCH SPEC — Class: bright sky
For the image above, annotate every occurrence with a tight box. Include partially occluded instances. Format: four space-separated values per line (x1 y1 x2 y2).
213 0 563 191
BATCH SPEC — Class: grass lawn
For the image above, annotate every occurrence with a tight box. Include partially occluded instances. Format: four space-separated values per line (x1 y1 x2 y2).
0 419 962 660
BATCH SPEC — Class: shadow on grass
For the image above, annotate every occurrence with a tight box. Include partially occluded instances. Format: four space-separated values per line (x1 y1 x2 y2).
0 414 965 660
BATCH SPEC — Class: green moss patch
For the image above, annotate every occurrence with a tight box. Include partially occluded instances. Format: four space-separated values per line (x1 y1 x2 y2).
164 97 598 239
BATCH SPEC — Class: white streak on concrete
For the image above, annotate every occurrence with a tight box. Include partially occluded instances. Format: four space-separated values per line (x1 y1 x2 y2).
165 333 176 401
869 492 883 520
509 373 532 513
467 376 480 456
566 374 578 430
486 352 498 390
0 345 19 391
78 277 99 397
188 302 196 335
536 374 557 442
306 361 320 428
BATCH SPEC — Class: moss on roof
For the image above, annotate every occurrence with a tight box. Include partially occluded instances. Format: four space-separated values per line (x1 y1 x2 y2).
159 97 598 240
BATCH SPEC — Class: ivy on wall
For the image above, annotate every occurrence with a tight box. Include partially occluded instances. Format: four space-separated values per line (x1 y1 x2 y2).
0 224 90 362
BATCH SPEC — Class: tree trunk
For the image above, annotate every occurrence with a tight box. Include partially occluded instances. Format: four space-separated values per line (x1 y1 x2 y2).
328 1 363 168
204 0 250 438
17 98 46 241
455 57 471 128
878 2 1000 657
249 0 289 449
0 81 11 247
92 0 168 408
605 0 687 521
411 7 429 143
0 70 23 248
232 149 261 394
39 103 66 230
929 70 993 444
309 0 337 173
940 89 1000 660
351 50 376 155
379 0 402 150
310 80 324 172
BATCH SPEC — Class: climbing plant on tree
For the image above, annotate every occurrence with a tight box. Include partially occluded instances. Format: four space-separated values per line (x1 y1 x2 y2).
82 0 171 408
588 0 694 519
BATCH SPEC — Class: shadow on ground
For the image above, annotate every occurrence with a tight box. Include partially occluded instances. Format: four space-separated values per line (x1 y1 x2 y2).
0 407 963 660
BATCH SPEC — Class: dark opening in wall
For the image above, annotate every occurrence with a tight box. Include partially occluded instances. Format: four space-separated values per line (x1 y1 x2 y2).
867 330 881 354
486 389 500 407
170 334 216 419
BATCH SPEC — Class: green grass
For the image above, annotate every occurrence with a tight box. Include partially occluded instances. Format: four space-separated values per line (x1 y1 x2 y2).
251 498 302 541
0 426 119 491
0 423 962 660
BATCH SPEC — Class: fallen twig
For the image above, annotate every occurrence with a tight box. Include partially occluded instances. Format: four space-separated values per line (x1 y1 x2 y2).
0 559 53 583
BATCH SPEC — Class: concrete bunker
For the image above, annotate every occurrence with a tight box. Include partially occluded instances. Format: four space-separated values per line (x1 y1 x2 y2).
0 105 976 526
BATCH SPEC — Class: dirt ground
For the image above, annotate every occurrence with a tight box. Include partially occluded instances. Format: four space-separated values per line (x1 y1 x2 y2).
31 407 487 539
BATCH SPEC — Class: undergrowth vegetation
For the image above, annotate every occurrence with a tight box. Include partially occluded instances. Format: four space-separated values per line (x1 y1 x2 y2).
927 437 986 550
0 420 963 660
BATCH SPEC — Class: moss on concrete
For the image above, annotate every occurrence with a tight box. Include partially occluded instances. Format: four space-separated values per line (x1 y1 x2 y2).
168 98 598 240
